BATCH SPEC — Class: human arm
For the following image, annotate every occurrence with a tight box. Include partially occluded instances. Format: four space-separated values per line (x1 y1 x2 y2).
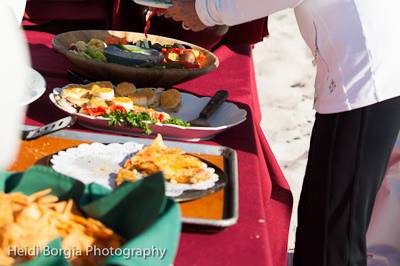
166 0 303 31
196 0 303 26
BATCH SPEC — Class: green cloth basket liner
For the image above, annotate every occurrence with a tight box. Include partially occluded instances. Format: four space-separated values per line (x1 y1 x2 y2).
0 165 181 266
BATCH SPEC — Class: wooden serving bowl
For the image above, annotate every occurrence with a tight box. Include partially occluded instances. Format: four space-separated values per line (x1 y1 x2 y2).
52 30 219 87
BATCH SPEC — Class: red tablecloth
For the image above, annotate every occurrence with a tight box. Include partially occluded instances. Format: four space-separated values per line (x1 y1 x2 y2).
24 30 292 266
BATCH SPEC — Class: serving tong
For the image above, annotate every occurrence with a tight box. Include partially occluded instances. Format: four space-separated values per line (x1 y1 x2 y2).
20 70 87 141
67 70 91 85
22 116 77 141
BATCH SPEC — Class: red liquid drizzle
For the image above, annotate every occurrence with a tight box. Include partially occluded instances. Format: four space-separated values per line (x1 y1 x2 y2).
144 8 166 39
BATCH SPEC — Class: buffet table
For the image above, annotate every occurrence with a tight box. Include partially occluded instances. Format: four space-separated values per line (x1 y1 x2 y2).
24 30 292 266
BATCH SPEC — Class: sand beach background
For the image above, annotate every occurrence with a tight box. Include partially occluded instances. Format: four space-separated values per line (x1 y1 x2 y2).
253 9 315 251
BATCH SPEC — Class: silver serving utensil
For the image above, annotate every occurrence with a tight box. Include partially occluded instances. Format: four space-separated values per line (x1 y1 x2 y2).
133 0 173 9
22 116 77 141
190 90 229 127
66 70 91 84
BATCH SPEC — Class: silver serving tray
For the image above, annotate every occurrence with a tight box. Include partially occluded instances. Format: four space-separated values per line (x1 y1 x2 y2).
23 126 239 229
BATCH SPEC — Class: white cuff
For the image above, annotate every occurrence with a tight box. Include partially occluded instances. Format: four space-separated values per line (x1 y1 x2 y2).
195 0 222 27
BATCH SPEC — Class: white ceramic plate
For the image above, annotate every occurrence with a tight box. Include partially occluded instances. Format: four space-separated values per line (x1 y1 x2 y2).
49 87 247 141
50 142 220 199
133 0 172 9
22 68 46 105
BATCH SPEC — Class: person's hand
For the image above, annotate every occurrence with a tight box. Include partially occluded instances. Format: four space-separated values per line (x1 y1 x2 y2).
165 0 207 32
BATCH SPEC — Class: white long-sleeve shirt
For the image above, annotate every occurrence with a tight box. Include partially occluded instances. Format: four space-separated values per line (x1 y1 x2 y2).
196 0 400 114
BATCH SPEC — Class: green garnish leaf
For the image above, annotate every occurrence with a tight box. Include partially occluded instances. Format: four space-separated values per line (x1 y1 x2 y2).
104 110 189 135
163 118 190 127
104 111 152 135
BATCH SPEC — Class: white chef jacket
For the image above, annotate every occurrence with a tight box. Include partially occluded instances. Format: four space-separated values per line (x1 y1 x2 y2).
196 0 400 114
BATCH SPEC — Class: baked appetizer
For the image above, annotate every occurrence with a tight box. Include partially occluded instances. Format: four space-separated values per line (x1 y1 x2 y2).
87 81 114 90
61 85 90 99
116 82 136 97
135 88 159 107
54 81 190 134
88 81 115 101
112 97 134 111
129 93 148 106
160 89 182 112
115 134 213 186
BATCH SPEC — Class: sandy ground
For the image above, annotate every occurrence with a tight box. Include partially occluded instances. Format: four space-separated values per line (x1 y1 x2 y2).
253 9 316 251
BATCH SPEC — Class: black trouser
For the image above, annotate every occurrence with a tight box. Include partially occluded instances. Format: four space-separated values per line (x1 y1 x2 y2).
293 96 400 266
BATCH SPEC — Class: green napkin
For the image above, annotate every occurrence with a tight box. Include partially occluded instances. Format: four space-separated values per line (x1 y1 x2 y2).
82 175 166 239
0 165 181 266
2 165 84 203
105 199 180 266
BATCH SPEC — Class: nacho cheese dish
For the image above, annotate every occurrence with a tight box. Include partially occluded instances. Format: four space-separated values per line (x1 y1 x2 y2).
0 189 123 266
115 134 213 186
